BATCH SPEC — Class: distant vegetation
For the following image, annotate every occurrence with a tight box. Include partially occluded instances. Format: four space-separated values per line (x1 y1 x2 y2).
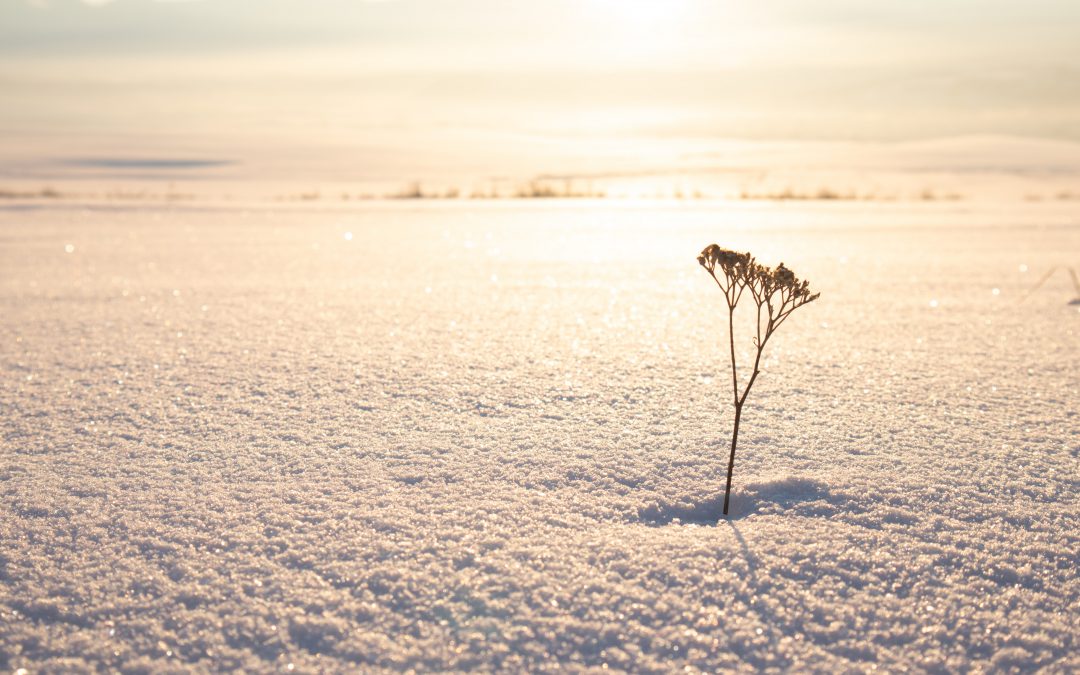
0 187 194 201
1025 191 1080 202
18 182 1080 204
737 187 963 202
381 179 606 200
510 180 605 199
0 187 62 199
318 181 966 202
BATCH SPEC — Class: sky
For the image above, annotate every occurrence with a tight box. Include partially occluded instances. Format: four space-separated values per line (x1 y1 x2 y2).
2 0 1079 191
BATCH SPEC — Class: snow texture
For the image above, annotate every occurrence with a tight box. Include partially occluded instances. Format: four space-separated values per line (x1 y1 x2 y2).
1 201 1078 672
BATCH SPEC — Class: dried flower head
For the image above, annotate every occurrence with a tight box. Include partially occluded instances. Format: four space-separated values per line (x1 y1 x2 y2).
699 244 820 313
698 245 752 280
773 263 795 286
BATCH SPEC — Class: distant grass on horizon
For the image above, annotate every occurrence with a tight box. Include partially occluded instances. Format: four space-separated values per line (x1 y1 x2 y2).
10 182 1080 204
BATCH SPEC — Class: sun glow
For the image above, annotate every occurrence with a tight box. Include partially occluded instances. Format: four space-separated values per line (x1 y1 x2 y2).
585 0 696 42
597 0 689 27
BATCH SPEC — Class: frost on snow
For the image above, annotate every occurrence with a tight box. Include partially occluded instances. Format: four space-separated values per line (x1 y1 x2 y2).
0 203 1077 672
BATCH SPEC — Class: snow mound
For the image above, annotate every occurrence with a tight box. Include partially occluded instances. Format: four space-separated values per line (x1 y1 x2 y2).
637 494 729 525
638 475 831 524
736 475 832 515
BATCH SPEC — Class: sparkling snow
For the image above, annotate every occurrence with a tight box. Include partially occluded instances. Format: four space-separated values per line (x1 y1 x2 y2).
1 201 1077 672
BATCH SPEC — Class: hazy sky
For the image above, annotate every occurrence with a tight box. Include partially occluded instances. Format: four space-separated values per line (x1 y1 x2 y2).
2 0 1079 185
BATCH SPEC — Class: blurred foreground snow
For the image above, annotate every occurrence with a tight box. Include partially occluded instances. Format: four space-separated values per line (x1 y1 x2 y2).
1 201 1077 671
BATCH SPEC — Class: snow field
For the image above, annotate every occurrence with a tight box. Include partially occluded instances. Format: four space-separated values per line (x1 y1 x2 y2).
1 201 1077 672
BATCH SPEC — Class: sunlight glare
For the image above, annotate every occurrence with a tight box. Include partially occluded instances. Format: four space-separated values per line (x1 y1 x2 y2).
587 0 695 39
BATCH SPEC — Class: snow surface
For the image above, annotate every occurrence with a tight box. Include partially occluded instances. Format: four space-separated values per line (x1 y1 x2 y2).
1 200 1078 672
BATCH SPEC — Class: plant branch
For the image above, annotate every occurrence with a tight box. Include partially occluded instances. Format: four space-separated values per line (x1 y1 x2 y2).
697 244 819 517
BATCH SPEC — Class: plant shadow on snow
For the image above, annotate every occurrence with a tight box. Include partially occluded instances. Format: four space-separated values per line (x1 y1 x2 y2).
636 476 832 525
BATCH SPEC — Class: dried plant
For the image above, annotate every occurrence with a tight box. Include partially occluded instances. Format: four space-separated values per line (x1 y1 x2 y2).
697 244 820 515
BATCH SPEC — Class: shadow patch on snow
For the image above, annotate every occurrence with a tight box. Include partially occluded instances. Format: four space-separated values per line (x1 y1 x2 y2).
288 615 347 655
636 476 831 526
637 494 728 526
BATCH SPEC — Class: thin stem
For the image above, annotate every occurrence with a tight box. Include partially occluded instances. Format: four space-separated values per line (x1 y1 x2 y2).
723 403 742 515
754 296 762 348
728 305 739 405
739 322 770 408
